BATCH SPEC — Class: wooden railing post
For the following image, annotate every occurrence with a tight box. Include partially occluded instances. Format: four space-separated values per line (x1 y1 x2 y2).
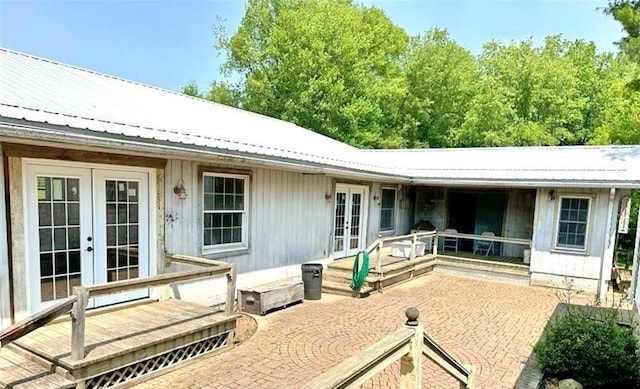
226 264 237 316
400 307 423 389
433 232 438 256
71 286 87 360
377 240 384 273
410 234 418 262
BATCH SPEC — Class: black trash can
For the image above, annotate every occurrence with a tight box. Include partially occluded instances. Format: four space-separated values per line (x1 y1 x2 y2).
301 263 323 300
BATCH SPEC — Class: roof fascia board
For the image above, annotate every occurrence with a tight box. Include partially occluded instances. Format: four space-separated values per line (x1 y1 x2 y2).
410 178 640 189
0 120 409 183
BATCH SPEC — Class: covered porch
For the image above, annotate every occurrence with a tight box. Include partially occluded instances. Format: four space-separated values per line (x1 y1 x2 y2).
323 230 531 297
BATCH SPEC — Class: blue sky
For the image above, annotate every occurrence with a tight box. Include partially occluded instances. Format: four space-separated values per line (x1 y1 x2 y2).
0 1 623 92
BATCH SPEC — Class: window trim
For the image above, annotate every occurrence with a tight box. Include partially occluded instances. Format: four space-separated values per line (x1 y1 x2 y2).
379 187 397 233
201 172 250 255
553 195 592 253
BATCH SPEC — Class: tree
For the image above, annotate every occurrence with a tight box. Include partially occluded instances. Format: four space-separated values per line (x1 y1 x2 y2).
605 0 640 88
402 28 478 147
204 81 242 108
181 81 202 98
217 0 411 148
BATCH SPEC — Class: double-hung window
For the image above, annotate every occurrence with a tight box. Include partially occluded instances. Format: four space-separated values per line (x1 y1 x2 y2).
555 196 590 251
380 188 396 232
203 173 248 253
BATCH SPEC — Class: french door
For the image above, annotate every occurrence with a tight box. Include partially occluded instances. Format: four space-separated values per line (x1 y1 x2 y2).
333 184 368 258
25 162 150 312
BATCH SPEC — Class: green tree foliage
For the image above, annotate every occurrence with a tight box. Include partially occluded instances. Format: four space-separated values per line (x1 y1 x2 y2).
181 80 202 98
218 0 411 148
606 1 640 65
403 29 477 147
182 0 638 150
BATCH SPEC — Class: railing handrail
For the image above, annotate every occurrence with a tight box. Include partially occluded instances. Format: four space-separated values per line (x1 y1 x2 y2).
83 265 232 299
423 332 473 388
438 231 531 246
0 295 78 347
71 254 237 361
304 308 473 388
301 327 415 389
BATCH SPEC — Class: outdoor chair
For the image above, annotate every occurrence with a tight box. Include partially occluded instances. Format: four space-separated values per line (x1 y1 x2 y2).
473 232 495 256
443 228 459 252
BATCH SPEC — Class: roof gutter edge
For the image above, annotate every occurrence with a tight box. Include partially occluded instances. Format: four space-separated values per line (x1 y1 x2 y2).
0 121 411 183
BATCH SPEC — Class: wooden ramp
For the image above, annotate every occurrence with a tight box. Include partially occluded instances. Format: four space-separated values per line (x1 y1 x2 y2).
2 300 236 388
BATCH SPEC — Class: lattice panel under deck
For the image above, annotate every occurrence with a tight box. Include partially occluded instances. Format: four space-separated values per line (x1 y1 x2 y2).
85 331 230 388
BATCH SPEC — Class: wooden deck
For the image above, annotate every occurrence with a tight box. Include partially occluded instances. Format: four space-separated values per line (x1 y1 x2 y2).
323 251 438 297
323 248 530 297
2 299 236 388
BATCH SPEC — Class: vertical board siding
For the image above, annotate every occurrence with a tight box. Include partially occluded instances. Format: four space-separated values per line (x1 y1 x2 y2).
367 182 381 244
502 189 536 257
0 148 10 329
165 159 334 274
530 187 610 284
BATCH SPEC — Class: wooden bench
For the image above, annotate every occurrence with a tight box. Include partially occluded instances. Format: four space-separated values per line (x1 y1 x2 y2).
237 279 304 315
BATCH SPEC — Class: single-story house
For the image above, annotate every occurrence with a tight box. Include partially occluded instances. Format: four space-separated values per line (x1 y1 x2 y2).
1 48 639 330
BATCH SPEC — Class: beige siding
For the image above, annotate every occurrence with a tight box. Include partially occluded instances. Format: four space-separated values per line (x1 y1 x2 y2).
529 187 618 291
0 148 10 330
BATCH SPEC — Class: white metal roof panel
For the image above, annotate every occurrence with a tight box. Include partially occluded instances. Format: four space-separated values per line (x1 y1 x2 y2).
0 48 398 176
364 146 640 186
1 48 639 188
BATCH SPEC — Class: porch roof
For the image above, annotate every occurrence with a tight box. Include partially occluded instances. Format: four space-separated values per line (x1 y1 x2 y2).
364 146 640 188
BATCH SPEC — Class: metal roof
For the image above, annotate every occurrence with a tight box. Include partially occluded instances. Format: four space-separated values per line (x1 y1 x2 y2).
1 48 639 188
364 146 640 188
0 48 400 178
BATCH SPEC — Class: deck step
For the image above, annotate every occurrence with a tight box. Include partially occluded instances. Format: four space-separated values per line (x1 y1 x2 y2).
0 346 75 389
322 280 373 298
9 300 237 387
436 256 530 276
435 256 530 285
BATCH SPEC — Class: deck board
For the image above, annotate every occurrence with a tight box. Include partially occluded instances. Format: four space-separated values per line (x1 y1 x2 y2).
0 347 74 388
14 299 235 370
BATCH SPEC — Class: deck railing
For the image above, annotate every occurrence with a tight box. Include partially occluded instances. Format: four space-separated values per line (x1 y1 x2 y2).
0 295 78 347
69 254 236 360
303 308 473 389
367 231 439 276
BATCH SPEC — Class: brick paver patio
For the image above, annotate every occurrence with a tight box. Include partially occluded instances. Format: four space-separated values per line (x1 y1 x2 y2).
137 273 594 389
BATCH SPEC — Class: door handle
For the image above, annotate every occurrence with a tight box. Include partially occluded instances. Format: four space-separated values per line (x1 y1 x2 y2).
86 247 94 252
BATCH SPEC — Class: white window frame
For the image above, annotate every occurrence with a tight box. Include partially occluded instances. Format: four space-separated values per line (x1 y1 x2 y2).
379 187 397 233
553 195 592 253
202 172 249 254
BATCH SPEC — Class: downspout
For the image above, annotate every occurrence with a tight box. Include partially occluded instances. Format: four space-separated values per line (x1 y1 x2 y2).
599 188 617 300
629 203 640 309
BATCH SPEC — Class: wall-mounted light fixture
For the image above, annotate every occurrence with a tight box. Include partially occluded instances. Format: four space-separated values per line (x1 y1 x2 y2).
548 189 556 201
325 191 333 202
174 179 187 200
373 193 381 206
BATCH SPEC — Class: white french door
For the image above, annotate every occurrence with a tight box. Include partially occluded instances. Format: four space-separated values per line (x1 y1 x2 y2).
25 162 150 313
333 184 368 258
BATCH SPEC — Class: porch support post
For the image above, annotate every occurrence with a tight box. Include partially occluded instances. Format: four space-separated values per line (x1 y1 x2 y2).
400 307 423 389
630 203 640 303
599 188 617 300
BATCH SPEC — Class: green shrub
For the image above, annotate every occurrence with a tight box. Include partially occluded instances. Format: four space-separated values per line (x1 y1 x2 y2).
534 308 640 388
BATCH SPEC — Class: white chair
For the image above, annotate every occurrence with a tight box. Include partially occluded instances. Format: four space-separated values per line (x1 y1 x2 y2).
473 232 495 256
443 228 459 252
